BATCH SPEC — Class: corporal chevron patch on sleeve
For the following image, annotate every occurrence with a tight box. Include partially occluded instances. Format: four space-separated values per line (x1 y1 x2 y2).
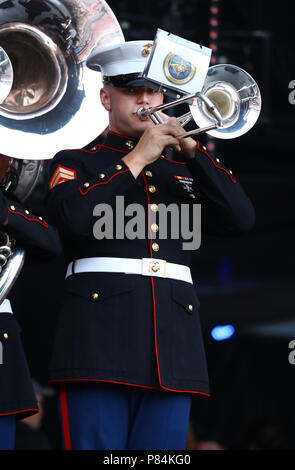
49 165 76 190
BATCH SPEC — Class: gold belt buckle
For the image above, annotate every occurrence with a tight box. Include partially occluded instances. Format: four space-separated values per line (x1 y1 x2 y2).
142 258 167 278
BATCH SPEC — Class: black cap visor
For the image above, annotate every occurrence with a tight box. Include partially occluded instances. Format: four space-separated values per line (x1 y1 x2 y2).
103 73 160 91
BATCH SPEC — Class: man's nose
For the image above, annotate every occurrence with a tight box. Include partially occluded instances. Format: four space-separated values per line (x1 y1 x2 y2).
137 90 151 105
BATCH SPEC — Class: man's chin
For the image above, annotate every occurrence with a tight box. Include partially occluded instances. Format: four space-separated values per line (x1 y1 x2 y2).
131 119 154 138
111 119 154 139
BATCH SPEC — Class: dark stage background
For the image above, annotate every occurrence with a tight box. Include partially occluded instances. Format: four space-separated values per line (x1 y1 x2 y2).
7 0 295 450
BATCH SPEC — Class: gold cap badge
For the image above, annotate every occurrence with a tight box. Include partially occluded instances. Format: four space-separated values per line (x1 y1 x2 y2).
142 43 153 57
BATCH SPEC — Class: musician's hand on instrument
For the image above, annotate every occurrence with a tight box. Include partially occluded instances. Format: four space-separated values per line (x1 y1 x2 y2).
141 115 197 157
165 117 197 159
122 121 181 178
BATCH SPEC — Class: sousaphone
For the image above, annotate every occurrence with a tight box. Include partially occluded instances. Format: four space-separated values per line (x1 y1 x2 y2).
0 0 124 302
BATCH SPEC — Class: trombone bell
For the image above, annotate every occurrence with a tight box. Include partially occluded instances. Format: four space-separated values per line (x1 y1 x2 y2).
190 64 261 139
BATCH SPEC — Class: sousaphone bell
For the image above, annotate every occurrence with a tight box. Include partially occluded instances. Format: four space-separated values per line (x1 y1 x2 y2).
0 0 125 302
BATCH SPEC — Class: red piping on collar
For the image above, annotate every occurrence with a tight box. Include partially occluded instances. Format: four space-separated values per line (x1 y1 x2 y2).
108 130 137 141
101 144 129 154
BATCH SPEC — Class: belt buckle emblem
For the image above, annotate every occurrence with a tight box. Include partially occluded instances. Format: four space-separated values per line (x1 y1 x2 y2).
142 258 167 278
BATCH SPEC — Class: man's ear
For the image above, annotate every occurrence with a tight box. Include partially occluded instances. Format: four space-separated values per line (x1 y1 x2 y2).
100 87 111 111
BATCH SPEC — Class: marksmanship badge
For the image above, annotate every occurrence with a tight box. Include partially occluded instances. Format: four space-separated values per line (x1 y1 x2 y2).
163 53 196 85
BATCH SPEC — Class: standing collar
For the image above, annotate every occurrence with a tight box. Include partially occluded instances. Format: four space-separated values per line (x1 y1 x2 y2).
103 131 138 153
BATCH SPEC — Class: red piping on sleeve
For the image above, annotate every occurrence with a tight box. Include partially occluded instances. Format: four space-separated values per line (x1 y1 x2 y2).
197 140 237 183
7 208 49 228
78 168 130 195
59 383 72 450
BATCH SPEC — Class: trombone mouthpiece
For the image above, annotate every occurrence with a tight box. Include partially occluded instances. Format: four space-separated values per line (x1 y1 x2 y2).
137 107 149 120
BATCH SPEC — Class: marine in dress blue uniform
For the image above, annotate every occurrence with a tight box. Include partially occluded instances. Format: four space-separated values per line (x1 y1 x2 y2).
0 188 62 450
46 41 255 450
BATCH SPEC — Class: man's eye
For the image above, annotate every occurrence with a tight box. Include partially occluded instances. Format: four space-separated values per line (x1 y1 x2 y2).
126 88 135 94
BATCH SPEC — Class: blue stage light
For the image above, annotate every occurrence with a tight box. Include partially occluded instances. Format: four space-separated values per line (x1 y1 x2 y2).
211 325 235 341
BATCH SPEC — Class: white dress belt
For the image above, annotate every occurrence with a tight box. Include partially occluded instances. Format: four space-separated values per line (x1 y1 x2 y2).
66 257 193 284
0 299 13 314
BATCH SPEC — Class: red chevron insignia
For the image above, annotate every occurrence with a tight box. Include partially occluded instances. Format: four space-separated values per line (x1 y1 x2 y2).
49 165 76 190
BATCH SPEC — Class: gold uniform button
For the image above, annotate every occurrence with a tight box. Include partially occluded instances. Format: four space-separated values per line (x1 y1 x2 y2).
229 170 233 174
92 293 99 300
3 333 8 339
84 182 90 188
116 164 122 170
188 305 193 312
152 242 159 252
145 170 153 177
38 216 43 220
25 210 30 215
99 173 105 179
203 146 207 150
189 194 196 199
10 205 15 211
148 185 156 194
150 204 158 212
151 224 159 233
216 158 220 163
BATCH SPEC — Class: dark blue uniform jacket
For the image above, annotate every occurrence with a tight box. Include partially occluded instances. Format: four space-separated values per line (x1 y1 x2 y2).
0 191 62 417
46 131 255 396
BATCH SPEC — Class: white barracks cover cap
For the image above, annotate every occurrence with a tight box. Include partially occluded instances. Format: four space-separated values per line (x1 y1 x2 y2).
86 41 154 87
